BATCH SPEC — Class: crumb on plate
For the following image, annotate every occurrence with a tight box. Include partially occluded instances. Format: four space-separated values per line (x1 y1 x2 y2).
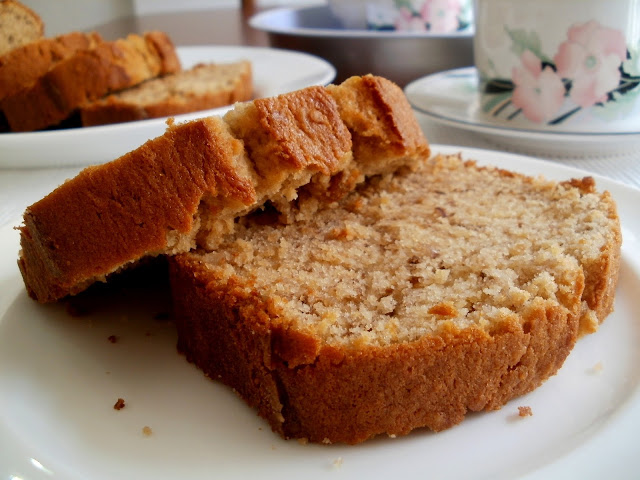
518 406 533 417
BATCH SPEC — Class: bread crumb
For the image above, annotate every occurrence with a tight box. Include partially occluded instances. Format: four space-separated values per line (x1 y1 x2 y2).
107 335 118 344
388 433 397 438
113 398 125 410
142 426 153 436
588 361 604 375
518 406 533 417
332 457 343 469
297 438 308 445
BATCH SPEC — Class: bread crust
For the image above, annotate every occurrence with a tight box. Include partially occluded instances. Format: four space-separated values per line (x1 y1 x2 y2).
0 31 103 103
2 31 181 131
18 76 426 303
80 61 253 127
19 116 255 302
168 154 621 444
169 252 581 445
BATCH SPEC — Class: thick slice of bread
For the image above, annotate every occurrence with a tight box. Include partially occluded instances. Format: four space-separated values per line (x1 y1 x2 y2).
1 31 181 132
80 61 253 127
0 31 103 103
168 153 621 445
0 0 43 57
18 75 429 303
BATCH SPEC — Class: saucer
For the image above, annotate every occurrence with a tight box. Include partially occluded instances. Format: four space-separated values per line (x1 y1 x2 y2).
404 67 640 158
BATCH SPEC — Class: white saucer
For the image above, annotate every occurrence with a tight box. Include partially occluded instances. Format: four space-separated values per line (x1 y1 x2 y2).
405 68 640 158
0 46 335 169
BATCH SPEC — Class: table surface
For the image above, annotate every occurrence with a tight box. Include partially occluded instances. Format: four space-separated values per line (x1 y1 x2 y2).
1 6 638 230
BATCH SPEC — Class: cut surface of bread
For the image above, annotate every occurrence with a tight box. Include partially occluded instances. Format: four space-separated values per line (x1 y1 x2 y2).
169 153 621 444
18 75 429 303
0 31 103 103
80 61 253 127
1 31 181 131
0 0 43 57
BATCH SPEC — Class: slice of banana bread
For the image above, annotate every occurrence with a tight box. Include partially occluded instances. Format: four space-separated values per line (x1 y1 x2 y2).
0 31 103 104
2 31 181 132
80 61 253 127
169 153 621 445
18 75 429 303
0 0 43 57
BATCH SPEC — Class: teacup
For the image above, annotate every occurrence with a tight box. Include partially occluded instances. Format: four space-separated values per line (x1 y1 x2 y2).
328 0 473 33
473 0 640 131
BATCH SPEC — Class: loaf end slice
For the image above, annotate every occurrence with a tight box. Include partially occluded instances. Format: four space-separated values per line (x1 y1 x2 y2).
80 61 253 127
18 116 255 303
2 31 181 132
0 31 103 104
169 153 621 444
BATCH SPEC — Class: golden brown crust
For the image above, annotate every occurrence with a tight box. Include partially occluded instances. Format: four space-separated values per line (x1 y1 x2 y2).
17 76 429 303
327 74 431 174
0 31 103 103
1 31 181 131
167 154 620 445
169 253 580 445
79 61 253 127
19 117 254 303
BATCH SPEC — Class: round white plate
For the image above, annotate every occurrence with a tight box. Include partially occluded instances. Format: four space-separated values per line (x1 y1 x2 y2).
405 68 640 157
1 145 639 480
0 46 335 169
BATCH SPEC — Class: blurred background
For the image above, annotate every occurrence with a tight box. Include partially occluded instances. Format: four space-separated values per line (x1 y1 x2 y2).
18 0 323 37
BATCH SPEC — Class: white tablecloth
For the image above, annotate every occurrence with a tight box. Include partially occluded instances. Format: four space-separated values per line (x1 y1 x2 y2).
1 115 639 231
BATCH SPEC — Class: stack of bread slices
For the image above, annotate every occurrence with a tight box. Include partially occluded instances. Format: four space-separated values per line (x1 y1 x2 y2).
0 0 253 132
16 74 622 445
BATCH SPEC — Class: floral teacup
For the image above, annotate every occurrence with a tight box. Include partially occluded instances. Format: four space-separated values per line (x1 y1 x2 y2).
473 0 640 131
328 0 473 33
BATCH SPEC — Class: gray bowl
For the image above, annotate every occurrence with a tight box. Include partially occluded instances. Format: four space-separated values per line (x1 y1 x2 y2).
249 5 474 87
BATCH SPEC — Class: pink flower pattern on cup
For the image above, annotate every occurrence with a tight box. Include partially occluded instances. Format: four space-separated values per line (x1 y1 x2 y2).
420 0 462 33
511 50 566 123
482 20 640 125
369 0 470 32
394 7 427 31
554 21 627 108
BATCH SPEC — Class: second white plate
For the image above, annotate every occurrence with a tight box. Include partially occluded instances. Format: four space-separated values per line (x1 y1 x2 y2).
0 46 336 169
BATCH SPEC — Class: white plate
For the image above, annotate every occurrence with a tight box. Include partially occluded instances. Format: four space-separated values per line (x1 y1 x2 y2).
249 6 473 87
1 145 639 480
405 68 640 157
0 46 335 169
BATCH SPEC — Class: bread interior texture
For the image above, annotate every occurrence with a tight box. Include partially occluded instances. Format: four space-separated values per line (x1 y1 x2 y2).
187 154 620 346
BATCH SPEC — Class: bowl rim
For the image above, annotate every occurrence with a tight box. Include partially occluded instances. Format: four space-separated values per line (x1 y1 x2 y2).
249 5 475 39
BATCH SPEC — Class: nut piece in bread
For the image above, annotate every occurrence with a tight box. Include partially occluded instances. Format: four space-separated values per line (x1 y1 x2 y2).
2 31 181 132
0 0 43 57
80 61 253 127
18 76 429 303
169 154 621 444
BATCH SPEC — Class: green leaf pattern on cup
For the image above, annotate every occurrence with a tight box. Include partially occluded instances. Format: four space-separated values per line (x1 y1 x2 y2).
480 21 640 125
